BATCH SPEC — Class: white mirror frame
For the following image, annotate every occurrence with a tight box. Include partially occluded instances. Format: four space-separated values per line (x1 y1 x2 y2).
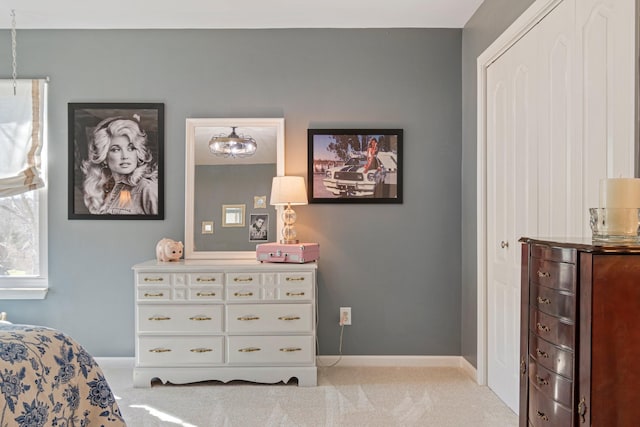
185 118 285 259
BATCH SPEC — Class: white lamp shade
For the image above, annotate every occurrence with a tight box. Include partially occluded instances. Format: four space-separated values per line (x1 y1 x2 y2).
270 176 308 206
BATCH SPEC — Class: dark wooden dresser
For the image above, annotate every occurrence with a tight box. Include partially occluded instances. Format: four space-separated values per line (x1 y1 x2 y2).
519 238 640 427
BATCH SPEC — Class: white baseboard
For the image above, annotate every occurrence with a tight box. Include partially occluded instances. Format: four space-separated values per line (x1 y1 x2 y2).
95 356 479 383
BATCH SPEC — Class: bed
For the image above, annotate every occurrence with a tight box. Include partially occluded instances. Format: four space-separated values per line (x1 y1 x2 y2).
0 323 126 426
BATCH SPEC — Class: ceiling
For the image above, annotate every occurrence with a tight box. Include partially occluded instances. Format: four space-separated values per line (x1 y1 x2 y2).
1 0 484 30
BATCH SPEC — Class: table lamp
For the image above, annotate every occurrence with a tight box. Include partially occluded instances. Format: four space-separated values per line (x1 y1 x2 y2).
270 176 308 244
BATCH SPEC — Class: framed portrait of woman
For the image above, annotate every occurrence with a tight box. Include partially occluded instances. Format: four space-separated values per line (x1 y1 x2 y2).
68 103 164 219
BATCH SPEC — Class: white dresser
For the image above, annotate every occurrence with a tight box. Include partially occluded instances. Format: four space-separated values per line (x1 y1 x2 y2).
132 259 317 387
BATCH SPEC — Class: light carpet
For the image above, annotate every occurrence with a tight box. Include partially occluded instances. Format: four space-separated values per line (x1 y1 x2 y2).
99 360 517 427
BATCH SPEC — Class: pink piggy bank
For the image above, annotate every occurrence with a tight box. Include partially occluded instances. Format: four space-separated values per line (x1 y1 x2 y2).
155 238 184 262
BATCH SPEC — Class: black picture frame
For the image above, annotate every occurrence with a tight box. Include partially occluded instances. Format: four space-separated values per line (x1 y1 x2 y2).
68 102 164 219
307 128 403 204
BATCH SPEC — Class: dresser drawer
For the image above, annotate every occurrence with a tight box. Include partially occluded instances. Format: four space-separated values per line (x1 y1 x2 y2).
530 285 575 321
226 272 261 285
276 284 313 301
530 244 576 264
226 304 312 333
277 272 313 285
529 332 573 379
137 287 171 301
528 382 572 427
137 336 224 366
137 272 171 286
188 272 223 286
188 286 223 301
227 335 314 365
138 305 223 333
529 358 573 407
530 308 574 350
529 258 576 292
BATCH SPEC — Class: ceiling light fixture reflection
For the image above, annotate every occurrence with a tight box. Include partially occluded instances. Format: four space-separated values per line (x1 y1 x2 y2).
208 126 257 158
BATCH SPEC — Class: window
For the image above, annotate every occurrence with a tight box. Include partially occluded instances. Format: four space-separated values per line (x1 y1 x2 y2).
0 79 48 299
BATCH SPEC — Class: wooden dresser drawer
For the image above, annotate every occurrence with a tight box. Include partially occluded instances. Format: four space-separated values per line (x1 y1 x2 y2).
530 284 575 320
138 305 223 333
187 272 223 286
530 308 574 350
277 272 313 285
530 244 576 264
227 335 314 364
137 336 225 366
188 286 223 301
226 272 261 285
529 258 576 292
529 332 573 379
529 358 573 407
528 383 572 427
137 287 170 301
226 304 312 333
137 272 171 286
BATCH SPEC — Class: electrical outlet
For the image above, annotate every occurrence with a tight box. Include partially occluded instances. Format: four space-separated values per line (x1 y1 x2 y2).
339 307 352 326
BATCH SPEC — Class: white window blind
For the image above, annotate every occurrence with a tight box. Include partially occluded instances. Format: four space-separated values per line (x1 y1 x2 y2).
0 79 46 197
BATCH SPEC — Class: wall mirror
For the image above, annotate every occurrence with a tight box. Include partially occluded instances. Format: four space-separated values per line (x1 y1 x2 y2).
185 118 284 259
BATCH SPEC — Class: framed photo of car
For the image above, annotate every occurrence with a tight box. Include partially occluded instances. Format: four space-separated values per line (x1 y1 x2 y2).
307 128 403 204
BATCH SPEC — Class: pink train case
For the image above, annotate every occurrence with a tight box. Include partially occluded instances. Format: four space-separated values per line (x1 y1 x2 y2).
256 242 320 264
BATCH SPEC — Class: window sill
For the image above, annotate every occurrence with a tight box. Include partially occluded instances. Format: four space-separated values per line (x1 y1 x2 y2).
0 288 48 299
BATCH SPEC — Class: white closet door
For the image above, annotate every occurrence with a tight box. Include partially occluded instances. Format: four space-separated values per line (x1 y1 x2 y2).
486 22 538 413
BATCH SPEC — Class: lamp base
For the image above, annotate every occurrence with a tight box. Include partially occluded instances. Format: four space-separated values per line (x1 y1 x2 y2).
280 239 299 244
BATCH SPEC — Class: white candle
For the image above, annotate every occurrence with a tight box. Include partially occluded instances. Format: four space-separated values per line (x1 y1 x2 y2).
599 178 640 208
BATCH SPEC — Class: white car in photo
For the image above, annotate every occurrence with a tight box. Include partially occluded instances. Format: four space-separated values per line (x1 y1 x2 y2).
322 155 386 197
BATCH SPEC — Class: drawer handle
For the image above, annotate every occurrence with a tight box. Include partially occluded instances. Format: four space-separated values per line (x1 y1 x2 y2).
189 316 212 321
500 241 509 248
286 291 305 297
535 375 548 386
190 348 213 353
278 316 301 321
148 316 171 321
238 315 260 321
536 322 551 332
234 292 254 297
536 411 549 421
537 270 551 278
144 277 164 282
238 347 261 352
144 292 164 297
536 296 551 305
149 348 171 353
196 277 216 282
285 277 305 282
536 348 550 359
234 277 254 283
578 396 587 423
280 347 302 352
196 292 216 297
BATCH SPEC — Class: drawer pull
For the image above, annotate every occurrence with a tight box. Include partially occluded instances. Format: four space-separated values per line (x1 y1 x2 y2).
536 322 551 332
536 296 551 305
189 315 212 321
500 240 509 248
149 348 171 353
190 348 213 353
234 292 254 297
278 316 301 321
238 315 260 321
148 316 171 321
280 347 302 352
286 291 305 297
234 277 254 283
144 277 164 282
535 375 549 386
238 347 261 352
578 396 587 423
196 292 216 297
144 292 164 297
196 277 216 282
536 348 550 359
285 277 306 282
536 411 549 421
537 270 551 278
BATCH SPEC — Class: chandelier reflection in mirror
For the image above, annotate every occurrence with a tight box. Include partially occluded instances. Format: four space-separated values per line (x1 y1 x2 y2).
208 126 257 158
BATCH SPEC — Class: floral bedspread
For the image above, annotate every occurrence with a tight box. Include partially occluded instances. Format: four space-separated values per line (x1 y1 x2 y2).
0 324 126 427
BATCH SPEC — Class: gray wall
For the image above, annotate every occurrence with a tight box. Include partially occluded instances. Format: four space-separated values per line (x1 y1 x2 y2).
460 0 536 367
0 28 462 357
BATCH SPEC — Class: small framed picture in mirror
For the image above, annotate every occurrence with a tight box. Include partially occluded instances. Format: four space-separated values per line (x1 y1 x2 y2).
222 204 245 227
254 196 267 209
